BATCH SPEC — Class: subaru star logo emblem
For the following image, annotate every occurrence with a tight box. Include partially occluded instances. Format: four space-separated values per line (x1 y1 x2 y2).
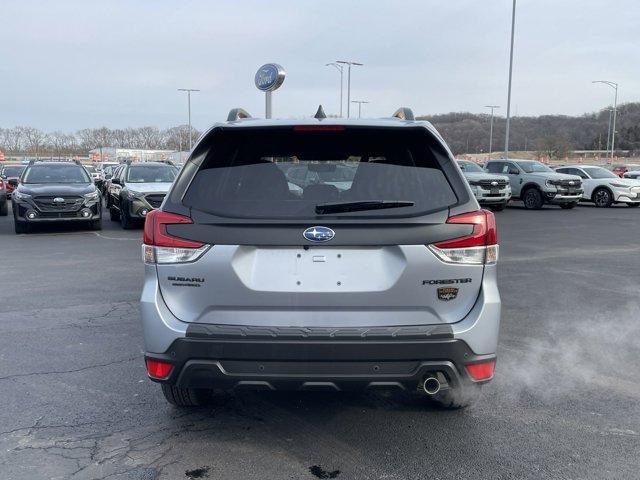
568 181 575 185
53 197 65 203
303 226 335 242
490 181 498 186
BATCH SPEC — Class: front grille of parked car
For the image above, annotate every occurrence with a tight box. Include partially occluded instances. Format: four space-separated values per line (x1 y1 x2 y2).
33 196 83 212
38 211 82 218
478 179 508 190
145 194 165 208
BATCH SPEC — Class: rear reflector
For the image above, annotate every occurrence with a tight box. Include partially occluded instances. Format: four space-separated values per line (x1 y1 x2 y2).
145 358 174 380
428 210 498 265
465 360 496 381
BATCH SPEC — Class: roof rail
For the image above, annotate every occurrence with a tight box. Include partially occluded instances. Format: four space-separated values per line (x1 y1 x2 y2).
227 108 252 122
392 107 415 121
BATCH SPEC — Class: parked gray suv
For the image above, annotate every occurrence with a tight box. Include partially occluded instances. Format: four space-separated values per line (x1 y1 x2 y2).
141 108 501 409
485 159 583 209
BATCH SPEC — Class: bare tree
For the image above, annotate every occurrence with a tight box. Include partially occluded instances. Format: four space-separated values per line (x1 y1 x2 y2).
22 127 47 158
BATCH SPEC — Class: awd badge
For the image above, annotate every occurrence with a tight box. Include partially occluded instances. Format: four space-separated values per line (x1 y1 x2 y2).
437 287 459 301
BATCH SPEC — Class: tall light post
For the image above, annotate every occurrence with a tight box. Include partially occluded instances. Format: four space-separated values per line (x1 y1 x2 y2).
351 100 369 119
485 105 500 158
605 107 613 155
336 60 363 118
592 81 619 159
326 62 344 117
178 88 200 151
504 0 517 159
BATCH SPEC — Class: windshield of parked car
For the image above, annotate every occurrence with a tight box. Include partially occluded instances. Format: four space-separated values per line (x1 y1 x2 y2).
582 167 618 179
22 164 91 184
2 165 26 177
516 160 553 173
183 127 458 219
126 165 177 183
456 160 484 173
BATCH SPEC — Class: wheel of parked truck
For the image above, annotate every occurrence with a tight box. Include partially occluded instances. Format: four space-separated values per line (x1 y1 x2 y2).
0 201 7 216
560 202 578 209
429 383 481 409
161 384 213 407
626 202 640 208
592 188 612 208
109 206 120 221
522 188 543 210
14 220 28 234
489 202 507 212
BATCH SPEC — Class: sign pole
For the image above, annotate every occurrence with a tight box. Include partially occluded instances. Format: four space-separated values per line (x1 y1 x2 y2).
266 91 272 119
255 64 286 119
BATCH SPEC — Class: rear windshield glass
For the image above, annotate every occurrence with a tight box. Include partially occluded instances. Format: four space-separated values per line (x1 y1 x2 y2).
183 127 458 218
2 166 25 177
23 164 91 184
126 165 177 183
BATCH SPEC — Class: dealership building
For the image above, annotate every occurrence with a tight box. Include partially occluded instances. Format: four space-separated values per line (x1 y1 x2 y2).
88 148 185 163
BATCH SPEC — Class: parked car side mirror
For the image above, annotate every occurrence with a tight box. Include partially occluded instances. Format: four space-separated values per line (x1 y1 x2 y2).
111 178 121 185
8 179 18 187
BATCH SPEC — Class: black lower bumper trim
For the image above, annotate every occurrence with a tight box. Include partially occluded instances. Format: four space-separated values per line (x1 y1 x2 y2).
147 328 495 392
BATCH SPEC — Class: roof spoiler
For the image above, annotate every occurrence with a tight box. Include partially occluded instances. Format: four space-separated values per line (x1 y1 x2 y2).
227 108 252 122
392 107 415 121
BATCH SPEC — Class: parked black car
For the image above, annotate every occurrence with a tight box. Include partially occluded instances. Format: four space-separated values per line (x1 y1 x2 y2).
0 177 7 216
11 160 102 233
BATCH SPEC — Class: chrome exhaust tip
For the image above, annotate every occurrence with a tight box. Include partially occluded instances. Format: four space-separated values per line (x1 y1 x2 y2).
423 376 441 395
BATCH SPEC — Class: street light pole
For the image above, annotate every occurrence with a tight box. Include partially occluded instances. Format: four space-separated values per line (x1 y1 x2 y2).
178 88 200 151
351 100 369 119
504 0 517 159
485 105 500 158
592 81 619 160
336 60 363 118
326 63 344 117
605 108 613 155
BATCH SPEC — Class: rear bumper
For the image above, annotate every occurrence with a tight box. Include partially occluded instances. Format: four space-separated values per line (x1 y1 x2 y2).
145 330 495 391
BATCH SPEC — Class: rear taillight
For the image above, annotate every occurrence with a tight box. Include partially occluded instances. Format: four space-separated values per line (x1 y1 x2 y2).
145 358 174 380
465 360 496 381
428 210 498 265
142 210 209 264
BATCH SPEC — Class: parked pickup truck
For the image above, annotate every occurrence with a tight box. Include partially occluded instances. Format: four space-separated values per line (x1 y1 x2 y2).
485 159 583 209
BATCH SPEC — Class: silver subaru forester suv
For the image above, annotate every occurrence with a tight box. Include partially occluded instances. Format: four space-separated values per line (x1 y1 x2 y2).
140 107 501 409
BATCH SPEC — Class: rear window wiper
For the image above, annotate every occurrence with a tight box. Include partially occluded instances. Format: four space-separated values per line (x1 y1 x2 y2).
315 200 415 214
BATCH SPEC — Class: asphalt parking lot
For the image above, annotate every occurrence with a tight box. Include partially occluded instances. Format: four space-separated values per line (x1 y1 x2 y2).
1 202 639 480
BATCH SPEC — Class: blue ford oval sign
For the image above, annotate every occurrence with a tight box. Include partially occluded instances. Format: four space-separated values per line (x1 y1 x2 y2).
303 226 335 242
255 63 286 92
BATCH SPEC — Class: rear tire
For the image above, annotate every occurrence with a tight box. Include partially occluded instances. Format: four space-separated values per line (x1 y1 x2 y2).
592 187 612 208
627 202 640 208
0 201 7 216
161 384 212 407
489 202 507 212
560 202 578 209
430 383 481 409
522 188 543 210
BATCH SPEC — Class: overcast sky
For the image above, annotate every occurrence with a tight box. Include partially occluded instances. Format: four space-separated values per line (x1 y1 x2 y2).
1 0 638 131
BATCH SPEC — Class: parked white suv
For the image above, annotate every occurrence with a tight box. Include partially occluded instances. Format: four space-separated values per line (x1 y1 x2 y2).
555 165 640 208
485 159 583 209
456 160 511 211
